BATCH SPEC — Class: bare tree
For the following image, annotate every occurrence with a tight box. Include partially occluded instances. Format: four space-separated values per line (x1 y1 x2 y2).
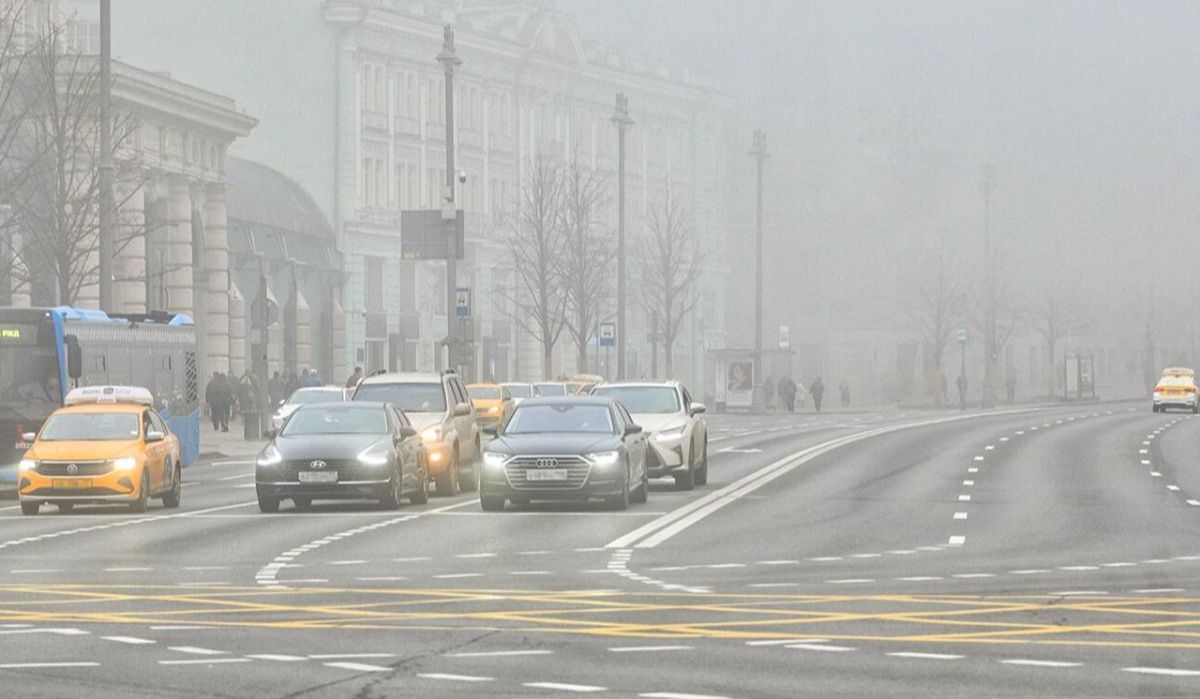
637 193 703 379
560 159 612 374
502 154 568 378
0 0 43 300
1030 276 1086 398
974 251 1021 403
906 243 969 406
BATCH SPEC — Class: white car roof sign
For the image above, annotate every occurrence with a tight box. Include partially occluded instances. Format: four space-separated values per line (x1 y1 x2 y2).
65 385 155 407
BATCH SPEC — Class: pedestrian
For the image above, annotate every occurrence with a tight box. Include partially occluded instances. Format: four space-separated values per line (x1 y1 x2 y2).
284 370 298 399
795 379 807 411
238 370 258 420
779 375 797 413
839 380 851 409
810 377 825 412
762 374 774 412
204 371 223 431
299 368 321 388
346 366 364 389
956 374 968 410
1006 373 1017 404
268 371 285 407
215 373 234 432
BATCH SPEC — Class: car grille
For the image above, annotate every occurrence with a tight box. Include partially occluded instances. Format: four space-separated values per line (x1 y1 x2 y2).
278 459 380 482
504 456 591 491
37 460 112 477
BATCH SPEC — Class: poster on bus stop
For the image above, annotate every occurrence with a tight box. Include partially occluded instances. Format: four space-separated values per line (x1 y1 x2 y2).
721 359 754 409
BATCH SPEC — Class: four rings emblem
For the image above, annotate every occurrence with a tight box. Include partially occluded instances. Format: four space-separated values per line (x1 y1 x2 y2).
534 458 559 468
67 463 79 475
309 460 327 469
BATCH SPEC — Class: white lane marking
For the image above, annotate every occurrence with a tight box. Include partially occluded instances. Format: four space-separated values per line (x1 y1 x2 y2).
745 638 827 646
1015 431 1024 435
1140 449 1149 454
524 682 607 692
1168 485 1181 491
1133 588 1185 594
218 473 254 481
1188 500 1200 507
756 560 800 565
159 658 249 665
641 694 731 699
149 625 216 631
963 480 975 486
808 556 843 562
325 662 393 672
706 562 747 568
104 567 152 572
1009 569 1051 574
973 456 984 461
828 579 875 584
0 628 87 636
434 573 482 579
985 445 995 450
183 566 229 571
1053 591 1108 596
212 459 255 466
887 550 916 555
748 583 799 588
509 571 552 576
456 552 498 559
888 652 964 660
102 636 155 645
448 650 554 658
1141 459 1151 465
1122 667 1200 677
896 576 943 581
356 577 409 582
948 536 966 546
0 667 99 672
1151 472 1162 477
847 554 880 559
394 556 432 562
1059 566 1098 571
247 654 307 662
954 512 968 520
517 550 552 556
1101 562 1136 568
327 560 368 566
609 645 693 653
308 653 396 660
168 646 226 655
999 436 1010 441
417 672 492 686
967 467 979 473
1001 659 1082 668
958 495 971 502
788 643 856 652
954 573 994 578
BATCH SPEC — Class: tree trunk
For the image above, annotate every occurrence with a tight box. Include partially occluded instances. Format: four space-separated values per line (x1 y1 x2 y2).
576 342 588 375
931 352 944 406
1046 339 1056 399
542 341 554 380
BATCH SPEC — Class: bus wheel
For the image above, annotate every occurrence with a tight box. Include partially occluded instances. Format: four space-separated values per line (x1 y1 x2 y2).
20 501 39 516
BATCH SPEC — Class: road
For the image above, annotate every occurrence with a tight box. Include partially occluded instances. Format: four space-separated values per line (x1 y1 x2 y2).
4 401 1200 696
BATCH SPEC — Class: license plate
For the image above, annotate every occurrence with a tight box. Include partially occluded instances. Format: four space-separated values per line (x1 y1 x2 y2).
54 478 91 489
298 471 338 483
525 469 568 481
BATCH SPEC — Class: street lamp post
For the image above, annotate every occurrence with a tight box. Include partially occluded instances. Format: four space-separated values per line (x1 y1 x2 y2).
437 25 462 375
981 164 995 408
749 130 768 411
611 93 632 380
98 0 114 311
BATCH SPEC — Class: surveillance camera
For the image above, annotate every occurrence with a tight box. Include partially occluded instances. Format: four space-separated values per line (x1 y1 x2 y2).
457 170 467 184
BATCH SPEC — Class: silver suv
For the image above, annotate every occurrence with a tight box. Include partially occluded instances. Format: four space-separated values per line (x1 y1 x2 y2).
590 381 708 490
352 371 481 495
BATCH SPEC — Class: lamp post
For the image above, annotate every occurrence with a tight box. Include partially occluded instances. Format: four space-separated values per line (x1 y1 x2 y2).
611 93 633 380
749 130 768 411
437 25 462 374
98 0 114 311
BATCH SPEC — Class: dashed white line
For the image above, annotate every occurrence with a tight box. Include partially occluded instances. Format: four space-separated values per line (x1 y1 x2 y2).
1009 569 1051 575
168 646 226 656
325 662 393 672
1122 667 1200 677
524 682 607 692
308 654 396 660
0 662 100 669
1001 659 1082 668
448 650 554 658
641 693 731 699
417 673 493 682
247 654 307 662
433 573 482 579
958 495 971 502
948 536 966 546
828 579 875 584
102 636 155 645
744 638 828 646
953 512 968 520
608 645 693 653
788 643 856 652
1133 588 1185 594
159 658 248 665
888 652 964 660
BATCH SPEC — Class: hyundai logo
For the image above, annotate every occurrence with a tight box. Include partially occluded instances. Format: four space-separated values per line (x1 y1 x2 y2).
67 463 78 475
310 460 327 469
534 458 559 468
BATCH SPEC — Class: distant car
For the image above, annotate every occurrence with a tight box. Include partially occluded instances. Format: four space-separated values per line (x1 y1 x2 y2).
501 382 539 405
255 402 428 512
18 386 182 515
479 396 649 511
272 385 352 430
1154 369 1198 413
566 374 605 396
466 382 515 428
532 382 569 397
352 371 480 496
591 381 708 490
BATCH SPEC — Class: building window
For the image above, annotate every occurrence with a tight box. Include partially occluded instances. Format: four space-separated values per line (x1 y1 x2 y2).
365 256 384 312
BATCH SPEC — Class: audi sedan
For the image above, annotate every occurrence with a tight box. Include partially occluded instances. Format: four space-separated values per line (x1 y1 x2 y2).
478 397 649 511
255 402 428 512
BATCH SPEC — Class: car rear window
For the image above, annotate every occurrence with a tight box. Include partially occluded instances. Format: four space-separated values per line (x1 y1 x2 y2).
354 383 446 412
591 386 680 414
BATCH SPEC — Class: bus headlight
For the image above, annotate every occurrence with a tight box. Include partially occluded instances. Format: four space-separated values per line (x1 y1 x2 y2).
112 457 137 470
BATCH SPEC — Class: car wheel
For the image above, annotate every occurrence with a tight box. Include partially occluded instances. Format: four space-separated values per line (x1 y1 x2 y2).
409 456 429 505
480 493 506 511
162 462 182 509
510 495 530 507
631 465 649 504
607 468 630 511
257 491 280 513
695 441 709 486
58 503 74 513
292 497 312 510
674 460 695 491
435 452 460 497
380 466 403 510
129 470 150 513
20 501 39 516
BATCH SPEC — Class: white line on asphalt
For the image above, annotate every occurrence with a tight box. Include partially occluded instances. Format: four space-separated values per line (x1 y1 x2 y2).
953 512 968 520
1122 667 1200 677
967 467 978 473
999 436 1009 441
609 645 693 653
896 577 943 581
1009 570 1051 575
808 556 843 562
508 571 552 576
158 658 249 665
1059 566 1098 571
973 456 984 461
756 560 799 565
828 579 874 584
168 646 226 655
524 682 607 692
1101 563 1135 567
247 654 307 662
327 560 368 566
1168 485 1181 491
218 473 254 480
150 625 217 631
456 552 498 558
212 459 255 466
1052 591 1108 596
10 569 61 574
102 636 155 645
1001 659 1082 668
748 583 799 588
954 573 994 578
0 662 99 669
434 573 482 579
395 556 432 562
744 639 827 646
1133 588 1185 593
356 576 409 582
888 652 964 660
848 554 880 559
448 650 554 658
788 643 856 652
640 693 731 699
183 566 229 571
948 536 966 546
1188 500 1200 506
963 480 975 486
958 495 971 501
325 662 393 672
1151 472 1162 477
308 654 396 660
104 567 151 572
1141 460 1151 465
985 445 995 450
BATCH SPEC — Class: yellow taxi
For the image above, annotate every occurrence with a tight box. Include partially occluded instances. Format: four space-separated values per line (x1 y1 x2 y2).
18 386 182 515
466 382 514 427
1154 368 1198 414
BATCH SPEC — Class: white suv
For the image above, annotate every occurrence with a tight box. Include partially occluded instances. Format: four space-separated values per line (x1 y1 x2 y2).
590 381 708 490
352 371 481 495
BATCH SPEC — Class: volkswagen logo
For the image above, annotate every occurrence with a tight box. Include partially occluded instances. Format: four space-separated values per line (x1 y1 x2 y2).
67 463 79 475
534 458 559 468
309 460 327 469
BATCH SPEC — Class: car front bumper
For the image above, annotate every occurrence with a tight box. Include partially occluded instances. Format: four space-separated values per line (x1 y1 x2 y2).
646 435 686 477
255 479 391 501
19 469 141 503
480 463 624 501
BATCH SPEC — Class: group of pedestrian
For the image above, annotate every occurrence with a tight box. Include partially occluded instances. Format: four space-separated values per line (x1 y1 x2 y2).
204 370 259 432
756 374 849 413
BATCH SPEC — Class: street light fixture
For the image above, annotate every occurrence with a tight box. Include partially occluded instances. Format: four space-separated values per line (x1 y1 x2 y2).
610 93 633 380
749 130 769 411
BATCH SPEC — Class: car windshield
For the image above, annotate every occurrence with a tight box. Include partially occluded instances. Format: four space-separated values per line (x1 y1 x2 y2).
281 406 388 436
503 384 532 398
287 389 344 405
533 383 567 396
591 386 681 414
353 383 446 412
39 412 140 441
468 385 500 400
505 403 614 434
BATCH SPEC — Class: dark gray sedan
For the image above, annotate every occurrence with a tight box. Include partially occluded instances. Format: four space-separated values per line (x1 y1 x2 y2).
479 397 649 511
255 402 428 512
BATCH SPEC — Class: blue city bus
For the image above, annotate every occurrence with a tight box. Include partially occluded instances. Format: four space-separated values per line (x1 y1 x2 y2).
0 306 200 485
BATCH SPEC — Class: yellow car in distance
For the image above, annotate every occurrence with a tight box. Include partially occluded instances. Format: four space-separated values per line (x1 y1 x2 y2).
18 386 182 515
467 383 514 427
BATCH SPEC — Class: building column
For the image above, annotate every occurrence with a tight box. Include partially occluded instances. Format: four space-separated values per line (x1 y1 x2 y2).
204 183 230 375
165 175 194 315
228 282 246 378
189 181 210 391
114 181 146 315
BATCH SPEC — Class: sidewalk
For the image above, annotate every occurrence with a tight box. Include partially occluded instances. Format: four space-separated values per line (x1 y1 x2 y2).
199 417 267 461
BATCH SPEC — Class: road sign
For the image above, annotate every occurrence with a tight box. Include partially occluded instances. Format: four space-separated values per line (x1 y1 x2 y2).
599 321 616 348
778 325 790 349
250 295 278 328
956 328 968 346
400 209 465 260
455 287 470 317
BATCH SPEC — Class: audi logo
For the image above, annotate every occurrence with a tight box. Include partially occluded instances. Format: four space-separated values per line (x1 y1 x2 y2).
310 460 327 469
67 463 79 475
534 458 559 468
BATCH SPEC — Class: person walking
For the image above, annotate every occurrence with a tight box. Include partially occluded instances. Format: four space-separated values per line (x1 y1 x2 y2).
205 372 223 431
345 366 364 389
268 371 285 407
839 380 851 409
215 373 234 432
237 371 258 419
284 370 299 399
779 375 797 413
956 374 968 410
762 374 774 412
299 368 321 388
810 377 825 413
1005 373 1017 404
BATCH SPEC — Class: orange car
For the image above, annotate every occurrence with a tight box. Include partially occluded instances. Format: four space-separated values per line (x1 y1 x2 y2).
466 383 514 427
18 386 182 515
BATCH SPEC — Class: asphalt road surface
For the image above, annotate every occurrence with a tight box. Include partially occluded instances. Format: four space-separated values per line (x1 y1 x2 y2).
5 401 1200 697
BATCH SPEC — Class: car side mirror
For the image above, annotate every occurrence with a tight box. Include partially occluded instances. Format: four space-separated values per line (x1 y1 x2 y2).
454 402 472 417
482 424 498 436
146 430 165 443
264 428 277 439
624 424 643 436
399 426 417 439
689 402 707 416
21 431 36 442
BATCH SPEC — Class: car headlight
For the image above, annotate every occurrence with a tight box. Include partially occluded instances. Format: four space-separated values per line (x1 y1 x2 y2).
18 459 36 471
587 451 620 468
357 441 391 467
483 452 508 470
421 426 442 442
489 405 501 414
112 457 138 471
655 425 686 442
257 445 282 467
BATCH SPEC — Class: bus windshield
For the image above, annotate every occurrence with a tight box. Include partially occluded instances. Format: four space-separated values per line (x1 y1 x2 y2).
0 320 61 410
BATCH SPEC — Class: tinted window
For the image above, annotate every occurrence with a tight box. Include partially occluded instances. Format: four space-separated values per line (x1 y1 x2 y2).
287 389 345 405
468 385 500 400
41 412 140 441
353 383 447 412
505 404 615 434
281 406 389 436
591 386 681 414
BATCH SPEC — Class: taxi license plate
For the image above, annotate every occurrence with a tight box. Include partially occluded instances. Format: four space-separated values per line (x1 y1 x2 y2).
298 471 338 484
526 469 568 481
54 478 91 489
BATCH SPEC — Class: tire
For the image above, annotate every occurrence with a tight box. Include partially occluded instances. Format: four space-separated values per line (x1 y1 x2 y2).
510 496 530 507
631 465 648 504
480 493 506 511
409 457 429 505
434 453 460 497
20 501 39 516
162 462 182 509
674 463 695 491
257 492 280 513
58 503 74 513
695 441 709 486
380 466 403 510
128 471 150 513
607 469 630 511
458 447 478 493
292 497 312 510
